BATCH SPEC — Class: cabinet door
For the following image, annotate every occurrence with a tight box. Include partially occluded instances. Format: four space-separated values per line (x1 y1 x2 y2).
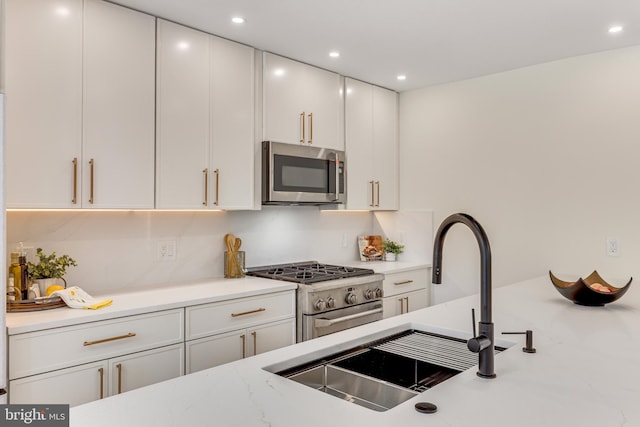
210 37 256 209
383 289 429 319
345 78 398 210
156 20 211 209
248 319 295 356
10 361 107 407
109 344 184 396
82 0 156 208
263 53 343 149
345 78 374 209
372 86 399 210
302 64 344 150
185 330 246 374
5 0 83 208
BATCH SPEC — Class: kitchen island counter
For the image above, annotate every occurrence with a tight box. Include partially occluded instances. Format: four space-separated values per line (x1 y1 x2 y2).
70 275 640 426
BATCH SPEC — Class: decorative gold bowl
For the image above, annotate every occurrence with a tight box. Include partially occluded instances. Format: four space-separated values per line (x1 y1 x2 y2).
549 271 632 306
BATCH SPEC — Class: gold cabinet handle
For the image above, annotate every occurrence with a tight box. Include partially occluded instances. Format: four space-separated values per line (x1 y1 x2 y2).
231 308 266 317
251 331 257 356
72 157 78 204
83 332 136 346
214 168 220 206
405 296 410 313
398 297 405 314
89 159 95 204
394 280 414 286
308 112 313 144
369 181 375 207
375 181 380 207
240 334 246 358
300 111 305 143
98 367 104 399
116 363 123 394
203 168 209 206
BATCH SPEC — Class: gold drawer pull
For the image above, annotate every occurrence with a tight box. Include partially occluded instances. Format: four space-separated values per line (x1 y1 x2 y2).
116 363 123 394
98 367 104 399
251 331 257 356
72 157 78 204
231 308 266 317
83 332 136 346
394 280 414 286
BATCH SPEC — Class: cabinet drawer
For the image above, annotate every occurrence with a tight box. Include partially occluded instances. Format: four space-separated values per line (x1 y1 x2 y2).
186 291 295 340
9 309 184 380
382 269 429 297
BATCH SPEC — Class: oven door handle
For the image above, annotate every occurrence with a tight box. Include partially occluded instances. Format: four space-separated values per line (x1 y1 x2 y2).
314 307 383 328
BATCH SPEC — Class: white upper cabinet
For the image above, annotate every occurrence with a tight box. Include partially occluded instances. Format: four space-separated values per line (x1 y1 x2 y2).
5 0 155 209
5 0 83 208
82 0 156 209
156 20 211 209
263 53 344 150
345 78 399 210
156 20 255 210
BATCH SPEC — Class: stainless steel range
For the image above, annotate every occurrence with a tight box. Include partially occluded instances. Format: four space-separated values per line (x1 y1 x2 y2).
246 261 384 342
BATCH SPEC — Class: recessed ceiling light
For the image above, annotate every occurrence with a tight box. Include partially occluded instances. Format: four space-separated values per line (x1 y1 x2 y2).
232 17 245 24
329 51 340 58
608 25 623 34
397 75 407 81
177 41 190 50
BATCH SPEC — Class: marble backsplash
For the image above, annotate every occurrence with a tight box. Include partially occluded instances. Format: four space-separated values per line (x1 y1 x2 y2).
6 208 433 295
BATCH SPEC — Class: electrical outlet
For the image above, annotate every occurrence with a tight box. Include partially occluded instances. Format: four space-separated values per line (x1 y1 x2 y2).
341 233 348 248
606 237 620 257
158 240 177 261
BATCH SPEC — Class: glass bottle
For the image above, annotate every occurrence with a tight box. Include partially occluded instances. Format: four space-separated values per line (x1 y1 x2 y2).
9 252 23 301
19 254 29 300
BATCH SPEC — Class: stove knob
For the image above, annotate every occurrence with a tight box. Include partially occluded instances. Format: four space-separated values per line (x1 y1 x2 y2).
374 288 383 298
345 293 358 305
314 299 327 311
326 297 335 308
364 289 374 300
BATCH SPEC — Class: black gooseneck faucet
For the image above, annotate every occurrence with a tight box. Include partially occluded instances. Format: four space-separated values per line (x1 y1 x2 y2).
432 213 496 378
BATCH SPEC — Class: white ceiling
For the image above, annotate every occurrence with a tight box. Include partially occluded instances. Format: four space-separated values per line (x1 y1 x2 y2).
110 0 640 92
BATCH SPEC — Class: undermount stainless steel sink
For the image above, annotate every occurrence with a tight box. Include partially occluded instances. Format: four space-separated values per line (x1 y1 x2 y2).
268 329 510 412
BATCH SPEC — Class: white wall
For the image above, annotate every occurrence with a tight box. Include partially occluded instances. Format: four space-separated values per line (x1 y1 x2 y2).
400 45 640 304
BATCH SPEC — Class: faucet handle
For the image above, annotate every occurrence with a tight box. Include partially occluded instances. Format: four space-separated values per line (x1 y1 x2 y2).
467 308 491 353
502 330 536 353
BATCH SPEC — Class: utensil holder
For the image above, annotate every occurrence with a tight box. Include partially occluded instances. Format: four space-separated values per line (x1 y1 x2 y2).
224 251 245 278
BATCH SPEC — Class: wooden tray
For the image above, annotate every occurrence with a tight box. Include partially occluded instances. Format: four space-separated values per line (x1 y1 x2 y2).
7 297 67 312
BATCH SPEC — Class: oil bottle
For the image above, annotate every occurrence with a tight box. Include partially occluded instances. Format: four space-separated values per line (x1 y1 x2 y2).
9 251 23 301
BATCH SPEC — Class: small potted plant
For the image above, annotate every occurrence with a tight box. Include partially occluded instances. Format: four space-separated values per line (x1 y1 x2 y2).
382 239 404 262
28 248 77 296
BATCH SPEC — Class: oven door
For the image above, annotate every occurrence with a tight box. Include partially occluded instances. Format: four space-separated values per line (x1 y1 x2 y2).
262 141 345 204
302 300 383 341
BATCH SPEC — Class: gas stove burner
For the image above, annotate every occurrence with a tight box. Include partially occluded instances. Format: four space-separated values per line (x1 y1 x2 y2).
295 271 315 279
246 261 375 284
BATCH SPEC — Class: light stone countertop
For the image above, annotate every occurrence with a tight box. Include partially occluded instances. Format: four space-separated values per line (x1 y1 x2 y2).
5 261 429 335
5 277 297 335
69 275 640 426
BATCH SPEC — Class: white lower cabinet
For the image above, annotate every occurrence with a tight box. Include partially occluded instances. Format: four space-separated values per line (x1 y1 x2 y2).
108 344 184 396
9 344 183 406
382 268 430 318
185 290 296 374
8 309 184 406
186 319 295 374
383 289 429 318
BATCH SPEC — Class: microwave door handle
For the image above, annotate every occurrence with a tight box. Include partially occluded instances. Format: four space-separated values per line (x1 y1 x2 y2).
331 152 340 201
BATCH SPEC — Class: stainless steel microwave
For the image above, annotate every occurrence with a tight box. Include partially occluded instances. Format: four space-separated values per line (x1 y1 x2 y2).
262 141 346 205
